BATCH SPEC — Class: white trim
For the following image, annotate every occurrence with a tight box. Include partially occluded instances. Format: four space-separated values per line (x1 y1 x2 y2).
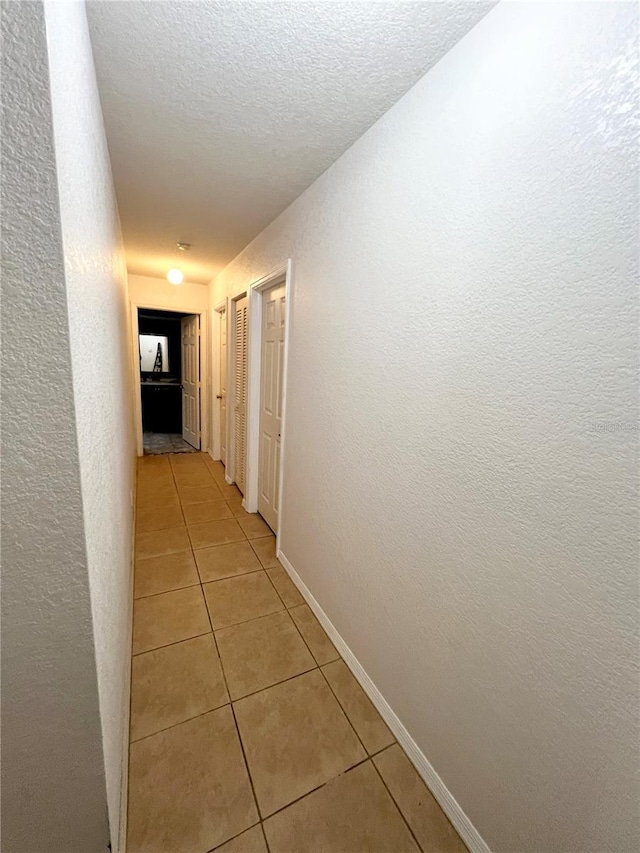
116 462 137 853
211 299 228 462
244 260 293 549
129 300 210 457
276 549 492 853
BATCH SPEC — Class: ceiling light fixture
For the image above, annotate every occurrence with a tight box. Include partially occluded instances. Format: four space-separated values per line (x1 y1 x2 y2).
167 268 184 285
166 242 191 284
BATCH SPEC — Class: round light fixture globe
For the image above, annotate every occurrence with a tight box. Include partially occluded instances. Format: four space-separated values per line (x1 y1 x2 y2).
167 268 183 285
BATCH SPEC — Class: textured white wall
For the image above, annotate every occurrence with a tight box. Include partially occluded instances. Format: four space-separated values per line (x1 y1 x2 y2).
1 2 109 850
213 4 639 851
44 1 136 847
129 273 210 313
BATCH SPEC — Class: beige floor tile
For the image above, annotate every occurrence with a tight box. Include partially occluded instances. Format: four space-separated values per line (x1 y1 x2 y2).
136 503 185 534
322 660 394 755
266 565 304 608
136 488 180 506
135 527 190 560
136 496 179 515
203 572 284 629
237 514 273 540
138 455 170 469
216 611 315 699
195 541 262 583
188 518 245 549
205 459 226 478
289 604 339 665
170 452 208 467
178 482 224 505
138 463 174 478
134 551 199 599
233 669 366 816
226 495 251 518
133 586 211 654
128 707 258 853
213 825 267 853
137 483 178 503
208 470 229 489
137 476 176 490
216 481 243 500
138 462 175 476
173 467 215 487
263 760 419 853
182 499 234 525
130 635 229 741
374 744 467 853
249 535 279 568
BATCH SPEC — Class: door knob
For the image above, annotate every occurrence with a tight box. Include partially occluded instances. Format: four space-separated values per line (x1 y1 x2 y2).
216 394 222 399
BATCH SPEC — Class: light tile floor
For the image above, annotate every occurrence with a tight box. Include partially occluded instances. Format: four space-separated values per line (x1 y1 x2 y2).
129 452 468 853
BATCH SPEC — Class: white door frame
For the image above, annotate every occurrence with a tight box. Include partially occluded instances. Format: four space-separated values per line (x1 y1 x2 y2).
130 301 209 457
244 260 293 545
211 300 228 462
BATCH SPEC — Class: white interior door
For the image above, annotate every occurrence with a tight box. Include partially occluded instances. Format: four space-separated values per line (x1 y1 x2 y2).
258 283 286 532
233 296 248 493
219 308 227 465
181 314 200 449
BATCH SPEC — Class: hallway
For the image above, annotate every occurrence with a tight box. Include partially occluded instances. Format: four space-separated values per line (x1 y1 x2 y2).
130 452 466 853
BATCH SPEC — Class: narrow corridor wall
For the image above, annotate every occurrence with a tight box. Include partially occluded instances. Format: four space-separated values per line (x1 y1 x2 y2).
1 2 111 850
212 4 639 851
45 1 136 847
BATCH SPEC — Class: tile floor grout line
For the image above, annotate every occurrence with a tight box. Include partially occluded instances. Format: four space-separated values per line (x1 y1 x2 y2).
198 566 266 586
285 601 341 667
167 456 189 531
130 699 232 745
316 662 373 759
208 601 285 632
262 562 288 610
130 575 198 600
370 754 430 853
259 820 272 853
203 821 263 853
197 547 234 704
134 579 201 600
132 630 213 657
254 754 376 825
229 700 264 826
228 662 319 704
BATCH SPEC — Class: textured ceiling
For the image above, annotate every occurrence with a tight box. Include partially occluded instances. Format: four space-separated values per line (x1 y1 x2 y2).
87 1 495 283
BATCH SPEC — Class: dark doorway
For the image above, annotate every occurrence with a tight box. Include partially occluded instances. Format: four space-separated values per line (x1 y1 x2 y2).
138 308 196 455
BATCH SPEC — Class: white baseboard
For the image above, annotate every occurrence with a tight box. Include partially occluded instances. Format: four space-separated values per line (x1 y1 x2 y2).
277 550 491 853
116 468 136 853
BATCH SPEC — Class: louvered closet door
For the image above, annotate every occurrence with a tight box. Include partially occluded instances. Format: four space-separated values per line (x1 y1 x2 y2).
234 296 248 494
